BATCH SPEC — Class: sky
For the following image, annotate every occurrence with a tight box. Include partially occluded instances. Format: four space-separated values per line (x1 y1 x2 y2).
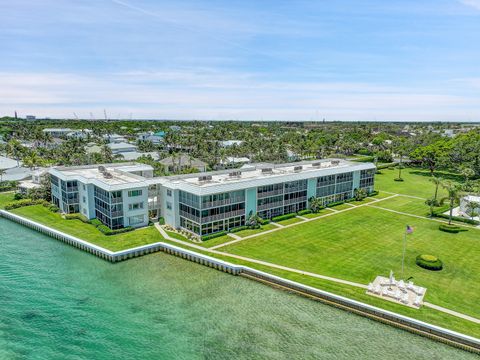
1 0 480 121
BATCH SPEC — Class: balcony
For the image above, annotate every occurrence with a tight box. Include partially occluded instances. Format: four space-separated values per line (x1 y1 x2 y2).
201 209 245 223
257 189 283 199
284 196 307 205
95 193 123 204
180 211 201 223
201 197 245 209
257 201 284 211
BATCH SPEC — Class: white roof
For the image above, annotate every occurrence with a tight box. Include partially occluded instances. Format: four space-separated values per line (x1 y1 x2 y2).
150 159 375 196
220 156 250 164
120 151 160 161
49 163 153 191
463 195 480 202
108 142 137 150
42 128 72 132
0 155 18 170
221 140 243 147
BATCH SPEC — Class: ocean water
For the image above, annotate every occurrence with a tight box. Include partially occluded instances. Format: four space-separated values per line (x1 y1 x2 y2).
0 218 476 360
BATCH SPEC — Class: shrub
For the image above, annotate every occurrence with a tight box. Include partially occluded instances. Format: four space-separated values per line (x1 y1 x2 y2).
97 225 134 236
394 178 404 182
326 201 345 208
4 198 46 210
64 213 90 223
48 204 59 212
272 213 296 222
439 224 463 233
90 218 102 227
258 218 270 225
202 231 227 241
369 190 379 196
158 217 165 225
376 163 396 170
416 254 443 271
230 225 248 233
297 209 312 216
357 149 372 156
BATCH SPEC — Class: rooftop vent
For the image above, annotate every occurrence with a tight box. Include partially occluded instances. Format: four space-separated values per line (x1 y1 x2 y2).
198 175 213 182
261 168 273 173
103 172 113 179
312 162 321 167
294 165 303 172
98 165 106 173
331 160 340 166
229 171 242 177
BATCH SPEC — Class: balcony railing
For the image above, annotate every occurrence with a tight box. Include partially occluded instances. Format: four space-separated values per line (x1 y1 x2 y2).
284 196 307 205
201 197 245 209
180 211 201 223
95 193 123 204
284 185 307 194
257 201 284 211
257 189 284 199
201 210 245 223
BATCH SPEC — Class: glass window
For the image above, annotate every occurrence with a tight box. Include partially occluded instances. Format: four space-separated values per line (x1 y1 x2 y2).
128 189 143 197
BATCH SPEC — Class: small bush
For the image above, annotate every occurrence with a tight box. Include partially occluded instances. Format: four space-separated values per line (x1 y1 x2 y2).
439 224 463 233
230 225 248 233
369 190 379 196
258 218 270 225
4 199 46 210
394 178 404 182
297 209 312 216
326 201 345 208
416 254 443 271
64 213 90 223
90 218 102 227
97 225 134 236
158 217 165 225
272 213 296 222
202 231 227 241
48 204 59 212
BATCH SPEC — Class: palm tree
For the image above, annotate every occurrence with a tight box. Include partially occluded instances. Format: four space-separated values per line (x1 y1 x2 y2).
6 139 23 166
100 144 113 163
465 201 480 221
23 150 41 170
430 176 442 202
309 197 324 213
441 180 463 225
0 168 5 182
425 197 437 218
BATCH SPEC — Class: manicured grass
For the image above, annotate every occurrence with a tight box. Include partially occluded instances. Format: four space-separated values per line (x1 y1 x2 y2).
9 205 164 251
375 168 455 199
371 195 431 216
327 203 353 211
234 223 277 238
198 234 233 248
165 230 189 241
303 210 330 219
276 217 304 225
350 197 376 205
222 205 480 321
0 191 15 208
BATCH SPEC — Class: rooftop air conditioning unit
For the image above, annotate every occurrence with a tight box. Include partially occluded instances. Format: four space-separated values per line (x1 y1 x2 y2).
103 172 113 179
331 160 340 166
229 171 241 177
312 162 321 167
261 168 273 173
294 166 302 172
98 165 106 173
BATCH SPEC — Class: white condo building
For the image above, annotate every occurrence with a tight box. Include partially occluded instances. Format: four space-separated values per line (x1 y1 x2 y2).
49 159 376 235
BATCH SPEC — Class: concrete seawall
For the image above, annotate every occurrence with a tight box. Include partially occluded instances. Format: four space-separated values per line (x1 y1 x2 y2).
1 209 479 353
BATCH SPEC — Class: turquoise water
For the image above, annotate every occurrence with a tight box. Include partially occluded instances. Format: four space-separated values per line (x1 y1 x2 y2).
0 218 476 359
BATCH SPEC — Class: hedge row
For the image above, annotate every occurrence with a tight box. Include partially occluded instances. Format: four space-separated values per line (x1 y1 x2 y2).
376 163 396 170
433 212 479 225
97 224 134 236
272 213 296 222
230 225 248 233
4 199 47 210
369 190 379 196
438 224 463 233
64 213 90 223
297 209 312 215
202 231 227 241
416 254 443 271
326 201 345 208
259 218 270 225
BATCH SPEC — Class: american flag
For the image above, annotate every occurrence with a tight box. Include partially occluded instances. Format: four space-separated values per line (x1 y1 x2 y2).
406 225 414 234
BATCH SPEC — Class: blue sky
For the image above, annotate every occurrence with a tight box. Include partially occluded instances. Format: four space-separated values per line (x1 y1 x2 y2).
1 0 480 121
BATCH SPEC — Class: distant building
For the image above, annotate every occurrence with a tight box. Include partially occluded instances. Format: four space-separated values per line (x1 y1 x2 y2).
66 129 92 139
159 154 207 173
137 131 165 144
119 151 160 161
17 168 49 194
25 115 36 121
107 142 137 154
0 155 19 170
460 195 480 218
42 128 73 138
103 134 127 143
218 156 250 169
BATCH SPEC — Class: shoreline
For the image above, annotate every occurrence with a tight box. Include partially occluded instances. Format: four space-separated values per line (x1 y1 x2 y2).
1 209 479 353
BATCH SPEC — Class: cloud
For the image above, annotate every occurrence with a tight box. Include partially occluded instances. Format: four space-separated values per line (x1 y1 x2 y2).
1 70 479 121
458 0 480 10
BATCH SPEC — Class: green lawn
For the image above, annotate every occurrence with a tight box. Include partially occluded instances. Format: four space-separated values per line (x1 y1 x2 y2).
165 230 189 241
375 168 454 199
222 205 480 322
327 203 354 211
198 234 233 248
302 209 331 219
371 195 431 216
0 191 15 208
234 223 277 238
9 205 164 251
276 217 305 225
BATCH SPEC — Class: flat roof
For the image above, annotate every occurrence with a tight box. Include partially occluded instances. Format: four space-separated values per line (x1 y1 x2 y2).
150 159 375 195
50 163 152 191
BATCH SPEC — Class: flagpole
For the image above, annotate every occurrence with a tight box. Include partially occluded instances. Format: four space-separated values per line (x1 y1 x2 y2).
401 227 407 278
